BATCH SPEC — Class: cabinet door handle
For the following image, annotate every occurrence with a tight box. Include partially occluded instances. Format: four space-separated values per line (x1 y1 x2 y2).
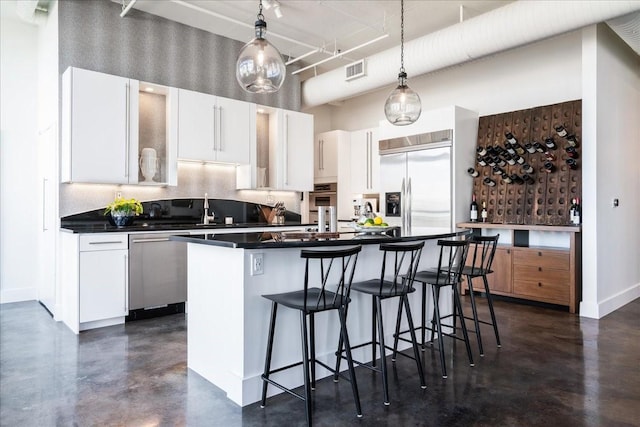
131 237 171 243
42 178 48 232
367 132 371 189
538 251 542 256
89 241 124 245
538 282 542 287
125 82 130 178
218 106 223 153
284 114 289 185
124 253 129 313
318 139 322 171
320 139 324 170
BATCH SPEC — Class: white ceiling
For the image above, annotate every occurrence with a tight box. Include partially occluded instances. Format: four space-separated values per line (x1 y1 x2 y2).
117 0 512 80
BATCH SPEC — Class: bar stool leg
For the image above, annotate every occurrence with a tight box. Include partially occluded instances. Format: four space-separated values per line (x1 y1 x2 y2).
465 275 485 356
310 313 316 389
403 295 426 389
261 302 278 407
391 297 404 362
421 282 427 349
482 274 502 347
375 296 390 405
300 311 313 427
453 284 475 367
338 306 363 417
371 297 378 368
431 286 447 379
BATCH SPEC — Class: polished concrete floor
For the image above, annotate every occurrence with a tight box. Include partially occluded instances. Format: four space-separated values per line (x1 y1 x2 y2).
1 297 639 427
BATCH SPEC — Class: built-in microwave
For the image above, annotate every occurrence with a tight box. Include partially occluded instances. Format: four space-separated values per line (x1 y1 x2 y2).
309 183 337 223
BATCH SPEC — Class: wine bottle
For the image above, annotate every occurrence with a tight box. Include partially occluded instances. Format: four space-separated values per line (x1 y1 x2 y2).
533 142 545 153
483 177 497 187
523 174 535 185
496 157 507 168
510 173 524 185
477 146 487 156
468 167 480 177
555 124 568 138
544 137 557 150
502 175 513 184
544 151 556 161
572 198 581 225
481 201 488 223
565 146 579 158
566 135 578 147
566 158 578 170
506 154 516 166
488 157 497 167
543 161 555 173
525 142 536 154
569 198 577 223
477 156 488 167
515 155 526 165
470 194 478 222
505 131 517 145
522 163 534 174
505 144 516 155
492 166 506 176
493 145 505 156
514 143 526 156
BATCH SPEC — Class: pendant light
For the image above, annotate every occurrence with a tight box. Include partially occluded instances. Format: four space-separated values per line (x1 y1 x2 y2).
384 0 421 126
236 0 286 93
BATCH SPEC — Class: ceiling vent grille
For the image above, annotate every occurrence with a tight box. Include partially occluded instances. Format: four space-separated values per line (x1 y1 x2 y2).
345 59 366 81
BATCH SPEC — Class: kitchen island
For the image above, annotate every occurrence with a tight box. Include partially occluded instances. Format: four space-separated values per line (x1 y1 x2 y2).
171 229 468 406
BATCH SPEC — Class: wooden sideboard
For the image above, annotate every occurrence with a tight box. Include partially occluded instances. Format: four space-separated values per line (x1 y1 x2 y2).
457 222 582 313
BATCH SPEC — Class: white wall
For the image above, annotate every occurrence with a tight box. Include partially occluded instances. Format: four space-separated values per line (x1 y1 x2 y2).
312 27 640 318
0 16 40 302
581 24 640 318
309 30 583 130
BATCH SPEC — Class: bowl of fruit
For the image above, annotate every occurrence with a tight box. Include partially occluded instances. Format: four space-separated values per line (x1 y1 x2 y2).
350 216 397 234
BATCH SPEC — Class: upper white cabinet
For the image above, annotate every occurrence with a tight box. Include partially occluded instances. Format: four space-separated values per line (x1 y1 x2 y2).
177 89 254 164
62 67 139 184
61 67 178 185
350 127 380 194
237 107 313 192
314 131 339 182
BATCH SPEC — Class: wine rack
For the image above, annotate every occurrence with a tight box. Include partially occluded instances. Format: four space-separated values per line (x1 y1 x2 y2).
472 100 582 225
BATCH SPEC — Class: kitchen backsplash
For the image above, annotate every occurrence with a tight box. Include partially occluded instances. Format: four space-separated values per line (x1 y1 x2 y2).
59 162 301 217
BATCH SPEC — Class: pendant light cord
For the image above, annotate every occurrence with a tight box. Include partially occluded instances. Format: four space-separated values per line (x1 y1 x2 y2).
258 0 264 21
400 0 405 74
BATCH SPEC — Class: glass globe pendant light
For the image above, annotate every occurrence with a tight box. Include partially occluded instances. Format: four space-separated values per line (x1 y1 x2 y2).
236 0 286 93
384 0 421 126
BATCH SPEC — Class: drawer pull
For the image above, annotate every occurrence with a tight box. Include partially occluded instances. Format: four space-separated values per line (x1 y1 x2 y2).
538 282 542 287
538 267 542 272
89 241 124 245
538 251 542 256
131 238 171 243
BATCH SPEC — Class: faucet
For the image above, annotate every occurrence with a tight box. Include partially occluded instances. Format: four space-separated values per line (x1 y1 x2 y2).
203 193 215 224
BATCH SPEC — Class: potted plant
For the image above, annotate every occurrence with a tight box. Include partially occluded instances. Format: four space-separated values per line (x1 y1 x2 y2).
104 197 143 227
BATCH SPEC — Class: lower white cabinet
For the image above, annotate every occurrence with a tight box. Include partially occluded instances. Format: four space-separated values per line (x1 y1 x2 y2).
61 233 129 333
79 245 129 324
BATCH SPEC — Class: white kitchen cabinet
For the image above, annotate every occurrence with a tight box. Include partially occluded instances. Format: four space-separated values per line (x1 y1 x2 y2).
314 131 339 182
61 67 139 184
237 106 313 192
177 88 254 164
60 233 129 333
350 127 380 194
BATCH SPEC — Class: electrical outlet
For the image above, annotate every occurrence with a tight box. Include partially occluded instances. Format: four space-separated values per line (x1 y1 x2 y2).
115 191 122 199
251 253 264 275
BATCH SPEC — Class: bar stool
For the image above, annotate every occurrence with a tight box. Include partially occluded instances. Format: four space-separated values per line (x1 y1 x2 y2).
394 239 472 379
461 234 501 356
260 246 362 427
337 241 426 406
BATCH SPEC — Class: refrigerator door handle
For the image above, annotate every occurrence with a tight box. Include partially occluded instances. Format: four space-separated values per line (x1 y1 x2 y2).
401 178 406 235
407 177 412 233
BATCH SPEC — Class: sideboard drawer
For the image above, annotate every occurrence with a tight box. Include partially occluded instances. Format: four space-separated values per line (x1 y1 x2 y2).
513 278 570 302
512 248 569 270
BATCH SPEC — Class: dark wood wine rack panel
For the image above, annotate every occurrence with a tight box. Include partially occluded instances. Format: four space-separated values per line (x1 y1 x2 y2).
472 100 582 225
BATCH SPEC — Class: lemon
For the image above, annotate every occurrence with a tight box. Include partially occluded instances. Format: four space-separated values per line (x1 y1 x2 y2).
374 216 383 225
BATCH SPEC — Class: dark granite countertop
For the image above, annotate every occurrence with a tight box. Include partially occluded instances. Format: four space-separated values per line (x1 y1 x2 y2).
170 229 470 249
60 221 312 234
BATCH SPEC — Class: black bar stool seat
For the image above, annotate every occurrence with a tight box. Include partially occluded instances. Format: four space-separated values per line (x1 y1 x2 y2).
260 245 363 427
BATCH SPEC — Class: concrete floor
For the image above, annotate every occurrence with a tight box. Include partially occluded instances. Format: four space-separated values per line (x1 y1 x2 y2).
1 297 639 426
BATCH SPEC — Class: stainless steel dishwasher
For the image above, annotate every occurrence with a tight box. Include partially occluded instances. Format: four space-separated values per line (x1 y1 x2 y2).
128 233 187 316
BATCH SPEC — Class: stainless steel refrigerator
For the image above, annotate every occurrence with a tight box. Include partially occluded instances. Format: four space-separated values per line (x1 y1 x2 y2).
379 129 454 236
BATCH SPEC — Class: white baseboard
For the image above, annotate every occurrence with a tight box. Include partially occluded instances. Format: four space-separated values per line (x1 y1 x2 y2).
580 282 640 319
0 287 37 304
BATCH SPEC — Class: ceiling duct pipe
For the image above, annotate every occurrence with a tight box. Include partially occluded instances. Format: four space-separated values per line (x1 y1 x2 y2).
301 0 640 109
